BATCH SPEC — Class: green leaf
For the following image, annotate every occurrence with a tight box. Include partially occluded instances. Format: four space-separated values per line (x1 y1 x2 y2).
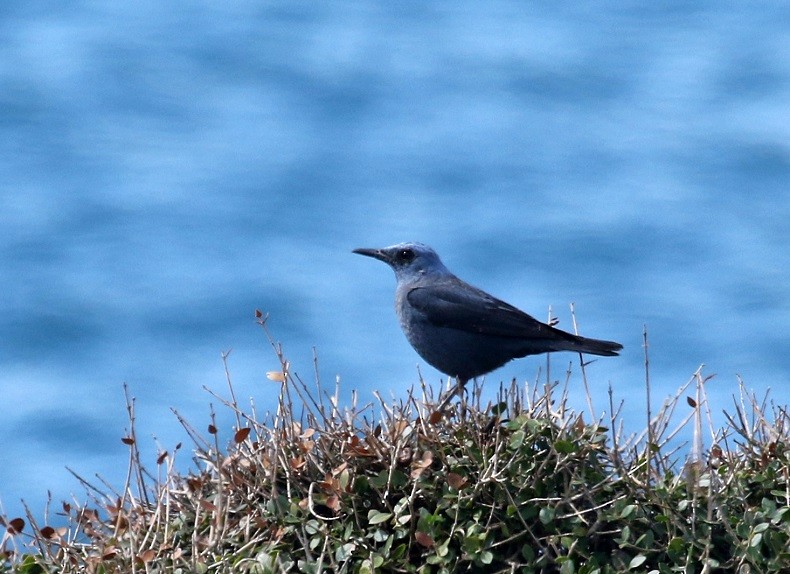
761 497 777 513
368 510 392 525
521 544 535 561
635 530 655 549
489 401 508 415
629 555 647 569
555 439 576 454
620 504 637 519
620 525 631 545
437 538 451 558
337 468 350 490
15 556 46 574
507 414 530 429
335 542 356 562
667 536 685 555
770 506 789 524
525 418 545 432
753 522 769 533
370 470 389 489
305 519 321 535
509 429 526 450
539 507 555 525
560 558 576 574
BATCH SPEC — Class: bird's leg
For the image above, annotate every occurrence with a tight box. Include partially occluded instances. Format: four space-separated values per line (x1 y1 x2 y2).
436 377 467 414
457 377 469 419
436 381 457 412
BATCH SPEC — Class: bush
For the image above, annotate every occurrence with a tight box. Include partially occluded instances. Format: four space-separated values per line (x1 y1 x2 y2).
2 321 789 573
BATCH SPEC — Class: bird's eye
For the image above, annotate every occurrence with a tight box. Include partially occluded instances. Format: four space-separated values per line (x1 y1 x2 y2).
398 249 415 263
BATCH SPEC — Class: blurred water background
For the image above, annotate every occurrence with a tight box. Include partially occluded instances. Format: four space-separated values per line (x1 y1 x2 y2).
1 2 788 522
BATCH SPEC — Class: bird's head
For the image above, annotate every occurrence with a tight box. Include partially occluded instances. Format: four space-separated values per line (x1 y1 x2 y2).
353 242 451 282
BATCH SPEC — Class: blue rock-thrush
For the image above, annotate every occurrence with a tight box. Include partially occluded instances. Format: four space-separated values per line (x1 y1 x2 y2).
353 242 622 388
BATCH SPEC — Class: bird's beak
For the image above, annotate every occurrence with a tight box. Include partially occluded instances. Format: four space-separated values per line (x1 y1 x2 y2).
353 247 390 263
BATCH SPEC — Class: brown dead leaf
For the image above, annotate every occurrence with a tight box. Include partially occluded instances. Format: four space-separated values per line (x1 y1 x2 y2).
320 475 340 492
77 509 99 524
113 514 129 531
326 495 340 512
234 427 251 443
199 500 218 513
39 526 56 540
102 547 118 560
6 518 24 535
414 531 434 548
138 549 157 563
446 472 468 490
392 419 410 438
410 451 433 479
222 452 240 468
187 477 205 492
347 435 373 456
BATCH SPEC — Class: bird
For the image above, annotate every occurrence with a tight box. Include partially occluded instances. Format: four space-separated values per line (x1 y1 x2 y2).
353 242 622 395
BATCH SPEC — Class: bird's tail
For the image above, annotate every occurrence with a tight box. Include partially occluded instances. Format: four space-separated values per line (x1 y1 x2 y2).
557 334 623 357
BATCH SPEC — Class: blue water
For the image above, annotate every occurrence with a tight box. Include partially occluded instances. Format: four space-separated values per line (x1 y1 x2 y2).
1 3 788 523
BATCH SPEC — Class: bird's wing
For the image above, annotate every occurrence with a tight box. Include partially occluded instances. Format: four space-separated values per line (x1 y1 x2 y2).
406 283 558 340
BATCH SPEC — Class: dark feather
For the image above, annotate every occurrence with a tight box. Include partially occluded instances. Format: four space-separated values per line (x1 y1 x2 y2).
407 282 557 339
407 281 623 357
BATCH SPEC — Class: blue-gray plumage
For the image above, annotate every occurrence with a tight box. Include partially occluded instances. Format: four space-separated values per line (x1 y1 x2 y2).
353 242 622 386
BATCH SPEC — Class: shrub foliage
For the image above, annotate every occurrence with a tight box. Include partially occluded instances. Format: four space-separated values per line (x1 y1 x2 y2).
2 323 789 573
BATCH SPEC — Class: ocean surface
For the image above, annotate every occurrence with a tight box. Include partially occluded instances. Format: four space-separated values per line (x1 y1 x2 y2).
1 2 788 523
